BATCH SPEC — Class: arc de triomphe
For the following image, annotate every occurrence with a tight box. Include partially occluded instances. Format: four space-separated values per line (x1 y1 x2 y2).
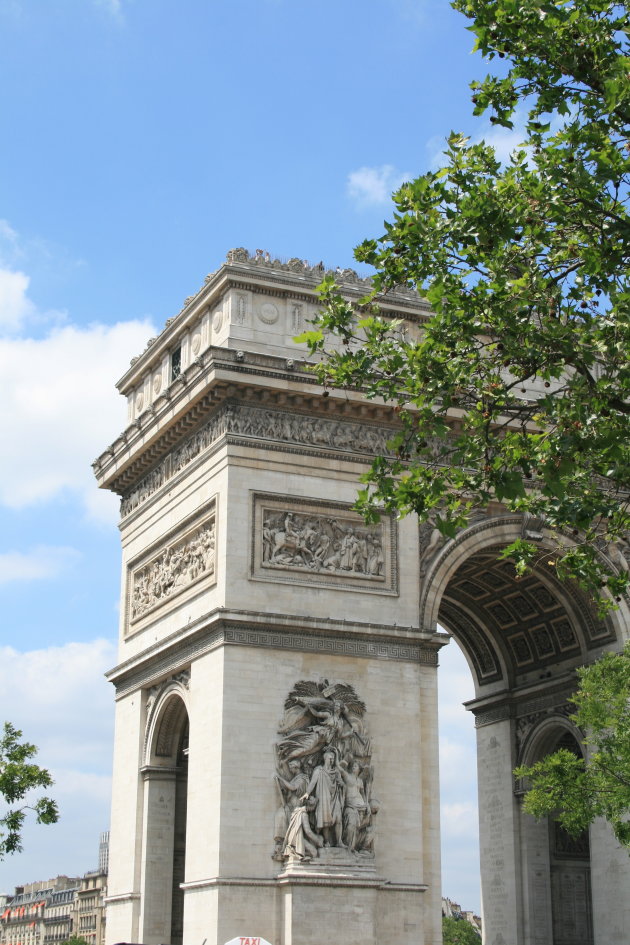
94 249 630 945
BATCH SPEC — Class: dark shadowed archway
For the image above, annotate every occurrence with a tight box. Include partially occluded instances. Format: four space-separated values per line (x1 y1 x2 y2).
140 679 190 945
422 514 629 945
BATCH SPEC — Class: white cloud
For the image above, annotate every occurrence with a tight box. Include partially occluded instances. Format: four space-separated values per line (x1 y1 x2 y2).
0 219 21 258
0 223 154 522
347 164 410 208
0 639 115 762
0 318 155 522
437 637 480 910
0 639 116 885
0 268 35 333
0 545 80 584
475 120 529 165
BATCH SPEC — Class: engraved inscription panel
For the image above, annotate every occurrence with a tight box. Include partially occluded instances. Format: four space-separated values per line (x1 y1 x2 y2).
251 493 397 595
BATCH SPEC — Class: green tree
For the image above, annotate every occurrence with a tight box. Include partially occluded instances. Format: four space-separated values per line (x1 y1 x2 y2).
300 0 630 608
442 915 481 944
60 936 89 945
515 642 630 844
0 722 58 858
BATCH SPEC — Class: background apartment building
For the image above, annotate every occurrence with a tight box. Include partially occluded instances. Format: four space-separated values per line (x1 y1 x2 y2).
0 834 108 945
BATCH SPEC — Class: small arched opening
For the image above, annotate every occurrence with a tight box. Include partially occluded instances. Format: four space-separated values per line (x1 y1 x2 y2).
141 684 190 945
518 724 594 945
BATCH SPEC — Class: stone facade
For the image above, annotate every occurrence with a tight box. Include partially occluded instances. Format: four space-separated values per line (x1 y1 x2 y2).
97 250 444 945
97 249 630 945
75 872 107 945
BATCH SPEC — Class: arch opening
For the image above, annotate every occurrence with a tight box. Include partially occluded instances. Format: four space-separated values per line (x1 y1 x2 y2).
142 689 190 945
431 531 615 945
437 544 614 694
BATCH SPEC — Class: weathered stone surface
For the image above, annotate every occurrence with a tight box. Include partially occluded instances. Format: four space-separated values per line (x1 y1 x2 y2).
98 251 630 945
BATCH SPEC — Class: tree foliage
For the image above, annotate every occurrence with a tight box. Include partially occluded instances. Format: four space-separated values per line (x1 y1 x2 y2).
299 0 630 607
442 915 481 944
515 643 630 844
0 722 58 858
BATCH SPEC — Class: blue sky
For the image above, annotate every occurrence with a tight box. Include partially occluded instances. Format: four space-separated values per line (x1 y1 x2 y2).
0 0 530 912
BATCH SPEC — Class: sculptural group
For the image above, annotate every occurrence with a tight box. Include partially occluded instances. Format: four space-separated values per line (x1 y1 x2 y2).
263 512 384 578
130 521 215 621
273 680 378 863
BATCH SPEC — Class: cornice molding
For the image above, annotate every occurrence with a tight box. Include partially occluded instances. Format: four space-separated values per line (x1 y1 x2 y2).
106 609 444 698
117 400 399 518
114 253 431 396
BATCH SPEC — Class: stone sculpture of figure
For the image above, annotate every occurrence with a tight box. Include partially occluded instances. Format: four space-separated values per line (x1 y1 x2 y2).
357 798 380 856
367 535 384 576
277 696 366 763
283 798 323 861
273 760 309 858
305 750 345 847
353 531 368 573
339 527 356 571
262 519 274 562
339 760 368 852
262 509 386 579
274 679 376 860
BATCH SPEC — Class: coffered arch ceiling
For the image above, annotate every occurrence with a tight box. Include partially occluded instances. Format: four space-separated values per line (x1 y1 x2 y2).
437 545 617 689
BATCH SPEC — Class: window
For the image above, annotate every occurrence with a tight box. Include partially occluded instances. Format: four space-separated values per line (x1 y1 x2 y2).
170 347 181 382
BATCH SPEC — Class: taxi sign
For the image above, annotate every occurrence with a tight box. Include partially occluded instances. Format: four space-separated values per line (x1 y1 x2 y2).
224 939 273 945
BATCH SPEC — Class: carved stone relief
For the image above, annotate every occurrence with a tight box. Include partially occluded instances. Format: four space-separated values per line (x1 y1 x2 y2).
251 493 397 595
258 301 279 325
290 303 303 333
514 702 576 762
273 679 377 864
127 508 216 630
418 519 447 580
145 669 191 722
120 402 396 517
235 293 247 325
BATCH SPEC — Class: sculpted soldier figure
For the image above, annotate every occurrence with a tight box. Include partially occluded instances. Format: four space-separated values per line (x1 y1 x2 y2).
273 759 309 858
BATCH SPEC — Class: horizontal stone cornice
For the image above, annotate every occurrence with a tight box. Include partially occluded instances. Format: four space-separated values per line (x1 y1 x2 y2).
467 672 580 727
179 874 425 891
106 608 445 698
94 371 399 498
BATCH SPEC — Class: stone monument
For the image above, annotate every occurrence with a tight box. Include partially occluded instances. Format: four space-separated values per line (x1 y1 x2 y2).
95 249 630 945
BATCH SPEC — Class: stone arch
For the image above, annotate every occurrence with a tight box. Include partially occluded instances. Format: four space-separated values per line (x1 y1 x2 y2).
144 676 190 765
518 722 594 945
518 711 583 770
140 677 190 945
421 513 627 945
421 515 623 694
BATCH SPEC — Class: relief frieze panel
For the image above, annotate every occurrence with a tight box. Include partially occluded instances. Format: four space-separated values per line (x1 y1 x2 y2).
251 493 398 595
120 403 396 518
126 506 216 633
